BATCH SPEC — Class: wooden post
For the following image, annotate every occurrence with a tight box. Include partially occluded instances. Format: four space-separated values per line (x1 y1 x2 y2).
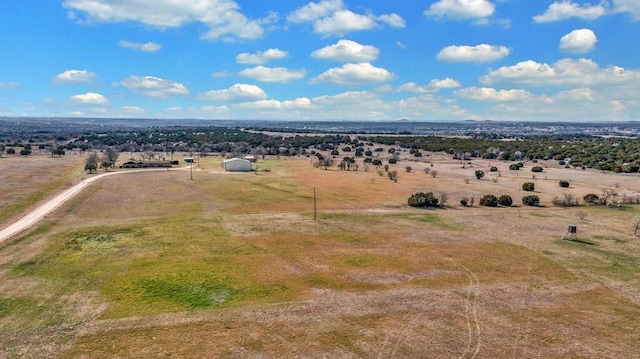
313 187 317 221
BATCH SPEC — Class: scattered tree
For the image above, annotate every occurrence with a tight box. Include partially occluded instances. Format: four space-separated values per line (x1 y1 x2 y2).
85 152 99 173
531 166 544 172
405 166 412 173
498 195 513 207
522 195 540 206
6 147 15 155
104 147 119 168
408 192 440 207
479 194 498 207
552 193 579 207
475 170 485 180
601 189 618 206
559 180 570 188
583 193 600 205
489 166 498 172
522 182 535 191
387 170 398 182
430 170 438 178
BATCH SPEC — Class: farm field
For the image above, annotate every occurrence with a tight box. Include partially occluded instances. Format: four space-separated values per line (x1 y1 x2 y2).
1 153 640 358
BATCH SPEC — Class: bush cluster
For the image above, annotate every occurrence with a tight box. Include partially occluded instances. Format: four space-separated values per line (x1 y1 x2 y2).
584 193 600 205
498 195 513 207
552 194 579 207
509 162 524 170
522 195 540 206
408 192 439 208
479 194 498 207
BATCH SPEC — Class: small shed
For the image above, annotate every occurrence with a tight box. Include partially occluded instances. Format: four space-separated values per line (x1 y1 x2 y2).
223 158 252 172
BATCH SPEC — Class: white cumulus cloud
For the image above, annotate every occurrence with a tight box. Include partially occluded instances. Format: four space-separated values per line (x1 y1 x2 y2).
0 82 20 89
311 40 379 62
63 0 267 40
534 0 607 23
480 58 640 87
239 66 306 83
53 69 97 84
454 87 532 101
556 88 596 101
118 40 162 52
118 75 189 98
397 78 461 93
287 0 405 36
311 63 395 86
70 92 109 105
376 13 406 28
614 0 640 20
236 49 288 65
235 97 312 110
560 29 597 53
437 44 510 63
425 0 495 20
198 83 267 102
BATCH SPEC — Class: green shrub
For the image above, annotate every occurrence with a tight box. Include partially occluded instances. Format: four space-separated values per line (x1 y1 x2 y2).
475 170 485 180
498 195 513 207
479 194 498 207
408 192 439 208
559 180 570 188
531 166 544 172
509 163 521 170
522 182 535 191
489 166 498 172
522 195 540 206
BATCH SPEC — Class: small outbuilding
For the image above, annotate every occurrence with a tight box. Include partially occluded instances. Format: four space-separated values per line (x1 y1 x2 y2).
222 158 252 172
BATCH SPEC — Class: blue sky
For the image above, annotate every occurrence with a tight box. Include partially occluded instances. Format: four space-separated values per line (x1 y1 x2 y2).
0 0 639 122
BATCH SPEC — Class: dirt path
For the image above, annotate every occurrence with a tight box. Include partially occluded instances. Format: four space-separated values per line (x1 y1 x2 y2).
0 168 182 245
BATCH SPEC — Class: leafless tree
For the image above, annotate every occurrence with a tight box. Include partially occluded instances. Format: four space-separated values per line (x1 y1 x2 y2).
104 147 119 168
84 152 99 173
634 217 640 235
601 189 618 206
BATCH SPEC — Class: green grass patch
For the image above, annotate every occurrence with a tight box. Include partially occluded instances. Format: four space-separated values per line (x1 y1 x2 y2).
0 295 65 328
556 239 640 281
387 212 455 229
140 274 237 308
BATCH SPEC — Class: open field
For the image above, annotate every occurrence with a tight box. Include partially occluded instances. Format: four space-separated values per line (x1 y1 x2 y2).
1 153 640 358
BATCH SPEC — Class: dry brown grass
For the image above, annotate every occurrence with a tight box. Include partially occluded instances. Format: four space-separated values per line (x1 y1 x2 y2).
0 154 86 227
1 154 640 358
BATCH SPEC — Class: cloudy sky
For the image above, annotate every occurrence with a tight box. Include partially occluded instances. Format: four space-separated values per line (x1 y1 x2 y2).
1 0 639 121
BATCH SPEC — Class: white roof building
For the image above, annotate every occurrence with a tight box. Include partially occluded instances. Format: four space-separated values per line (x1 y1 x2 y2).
222 158 252 172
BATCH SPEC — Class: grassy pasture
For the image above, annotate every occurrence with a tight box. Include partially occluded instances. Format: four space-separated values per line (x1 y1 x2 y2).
0 154 86 228
1 154 640 358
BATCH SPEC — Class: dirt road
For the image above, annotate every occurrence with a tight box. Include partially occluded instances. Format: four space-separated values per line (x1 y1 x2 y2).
0 168 180 245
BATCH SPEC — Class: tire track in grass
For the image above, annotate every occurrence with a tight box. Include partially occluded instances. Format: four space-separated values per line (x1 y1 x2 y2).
457 264 481 359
